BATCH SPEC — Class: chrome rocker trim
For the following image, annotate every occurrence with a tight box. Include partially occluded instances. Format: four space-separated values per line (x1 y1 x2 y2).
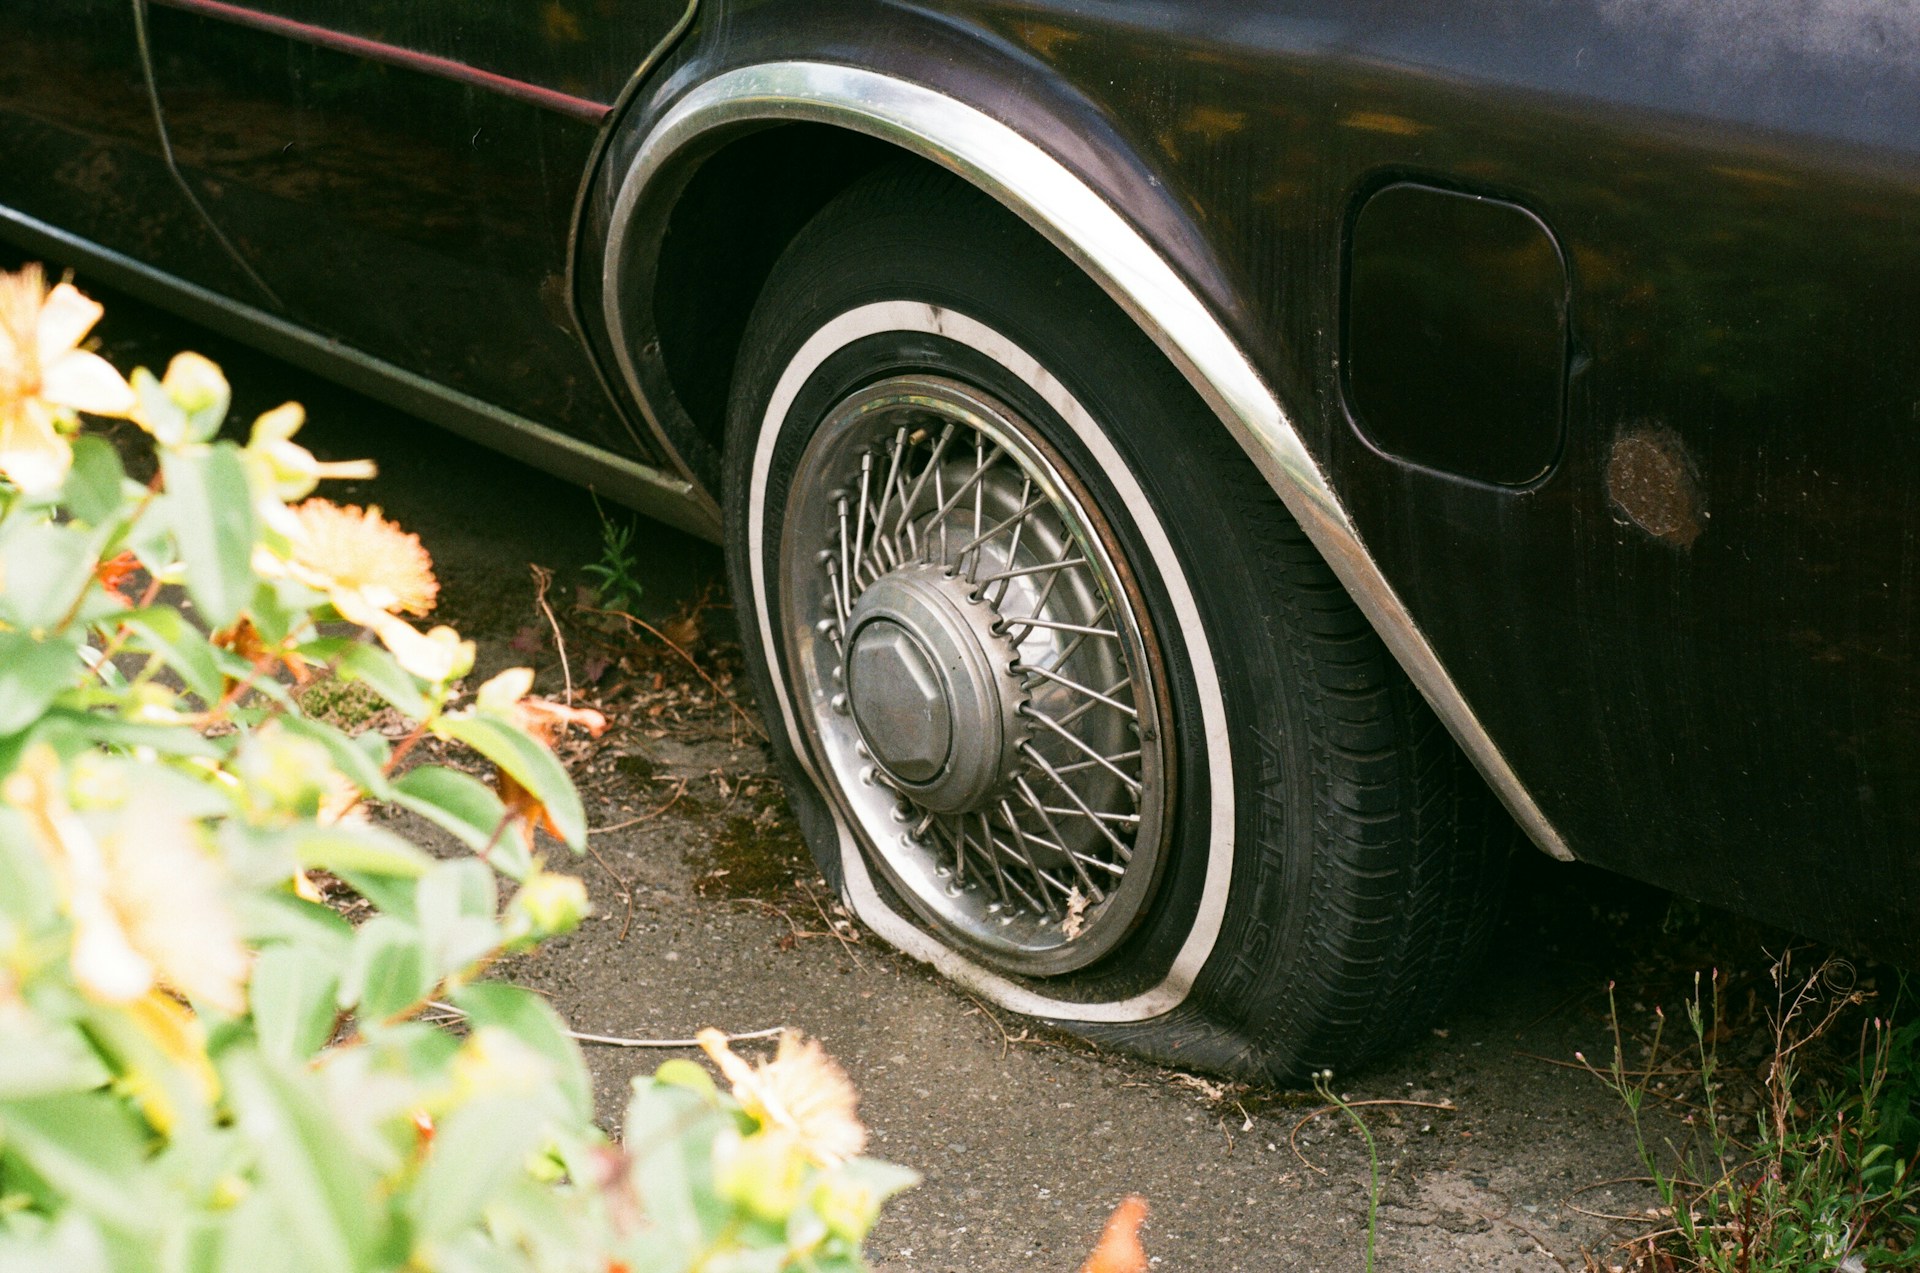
605 61 1575 868
0 205 718 540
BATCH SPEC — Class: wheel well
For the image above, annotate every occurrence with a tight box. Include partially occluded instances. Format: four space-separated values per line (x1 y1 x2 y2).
650 123 924 470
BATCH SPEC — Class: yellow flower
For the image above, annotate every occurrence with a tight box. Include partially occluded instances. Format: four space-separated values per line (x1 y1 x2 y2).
371 616 474 685
698 1028 867 1166
248 401 376 505
0 265 135 493
5 747 249 1014
118 990 221 1135
287 499 438 625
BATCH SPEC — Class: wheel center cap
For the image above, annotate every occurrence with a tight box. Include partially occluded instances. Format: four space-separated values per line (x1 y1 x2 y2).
845 621 951 784
842 565 1026 813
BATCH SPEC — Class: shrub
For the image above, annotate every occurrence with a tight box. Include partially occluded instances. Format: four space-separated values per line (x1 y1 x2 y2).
0 266 914 1272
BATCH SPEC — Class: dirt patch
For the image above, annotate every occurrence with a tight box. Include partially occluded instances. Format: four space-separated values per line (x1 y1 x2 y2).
690 797 813 901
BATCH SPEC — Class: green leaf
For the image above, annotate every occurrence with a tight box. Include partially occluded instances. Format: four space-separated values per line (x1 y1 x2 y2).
434 714 585 851
118 606 224 703
451 983 592 1124
291 823 431 878
61 437 127 529
338 916 431 1020
161 443 257 629
0 1022 112 1099
0 810 60 927
417 860 500 979
38 705 223 758
391 766 527 878
0 1094 162 1235
409 1096 549 1248
0 520 101 631
220 1048 387 1273
333 870 419 922
277 714 393 802
252 944 342 1063
0 634 79 736
233 891 353 955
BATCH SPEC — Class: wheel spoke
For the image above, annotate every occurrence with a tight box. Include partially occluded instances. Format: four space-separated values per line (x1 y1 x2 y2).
1021 664 1137 719
976 555 1086 587
1020 741 1139 858
896 422 958 540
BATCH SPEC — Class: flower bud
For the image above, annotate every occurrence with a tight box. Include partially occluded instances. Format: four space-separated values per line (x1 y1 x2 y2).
506 870 590 943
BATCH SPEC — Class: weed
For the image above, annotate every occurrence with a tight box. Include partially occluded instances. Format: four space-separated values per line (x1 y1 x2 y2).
1313 1069 1381 1273
1580 954 1920 1271
582 495 646 615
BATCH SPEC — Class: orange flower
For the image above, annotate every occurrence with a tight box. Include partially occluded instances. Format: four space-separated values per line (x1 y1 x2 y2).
473 667 605 847
95 550 142 608
698 1028 867 1167
287 500 438 624
0 265 135 493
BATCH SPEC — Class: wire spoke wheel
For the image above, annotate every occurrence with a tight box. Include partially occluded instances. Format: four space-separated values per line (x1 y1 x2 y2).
780 375 1172 974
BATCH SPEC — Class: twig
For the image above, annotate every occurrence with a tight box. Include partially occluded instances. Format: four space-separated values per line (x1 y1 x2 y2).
1564 1177 1667 1224
1288 1098 1457 1176
795 876 864 970
1473 1207 1574 1271
530 563 572 704
584 840 636 943
590 777 689 833
578 603 765 738
425 1001 785 1049
962 990 1017 1059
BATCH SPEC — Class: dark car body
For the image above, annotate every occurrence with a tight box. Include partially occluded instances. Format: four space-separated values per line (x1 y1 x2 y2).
5 1 1917 964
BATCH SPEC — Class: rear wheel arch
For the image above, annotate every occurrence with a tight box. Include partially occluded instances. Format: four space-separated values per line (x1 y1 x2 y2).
596 63 1569 868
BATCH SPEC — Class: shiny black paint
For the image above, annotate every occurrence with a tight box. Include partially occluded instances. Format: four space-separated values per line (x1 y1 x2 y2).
0 2 259 298
3 0 1916 961
139 0 685 458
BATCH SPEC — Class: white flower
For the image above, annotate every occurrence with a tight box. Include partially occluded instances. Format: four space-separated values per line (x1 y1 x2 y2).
5 747 249 1014
0 266 135 493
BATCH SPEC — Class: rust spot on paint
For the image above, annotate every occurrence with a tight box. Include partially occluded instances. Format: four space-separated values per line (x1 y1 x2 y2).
1607 427 1706 547
1338 110 1430 137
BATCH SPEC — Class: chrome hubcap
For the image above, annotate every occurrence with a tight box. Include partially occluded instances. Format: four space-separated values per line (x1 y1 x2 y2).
843 565 1027 809
781 374 1172 975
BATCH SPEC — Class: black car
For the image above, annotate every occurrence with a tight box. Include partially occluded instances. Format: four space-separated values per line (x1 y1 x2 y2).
5 0 1915 1082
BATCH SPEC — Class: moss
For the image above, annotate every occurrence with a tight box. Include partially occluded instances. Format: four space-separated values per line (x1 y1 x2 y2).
296 678 383 730
688 799 810 900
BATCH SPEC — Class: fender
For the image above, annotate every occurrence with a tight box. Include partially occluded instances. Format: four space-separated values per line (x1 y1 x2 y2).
593 58 1575 866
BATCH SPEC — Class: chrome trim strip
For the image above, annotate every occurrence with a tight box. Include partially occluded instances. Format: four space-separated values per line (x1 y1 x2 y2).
606 61 1575 862
0 205 720 540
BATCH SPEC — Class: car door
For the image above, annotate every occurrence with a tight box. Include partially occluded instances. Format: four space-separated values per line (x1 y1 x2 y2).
138 0 689 455
0 0 260 297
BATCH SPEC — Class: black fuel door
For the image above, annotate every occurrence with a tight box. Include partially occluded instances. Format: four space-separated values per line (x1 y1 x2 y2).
1342 183 1570 487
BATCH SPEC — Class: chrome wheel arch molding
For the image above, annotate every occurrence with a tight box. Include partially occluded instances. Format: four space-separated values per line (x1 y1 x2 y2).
599 63 1576 896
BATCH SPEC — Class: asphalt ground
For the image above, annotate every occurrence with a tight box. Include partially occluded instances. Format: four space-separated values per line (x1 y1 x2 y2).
25 250 1805 1272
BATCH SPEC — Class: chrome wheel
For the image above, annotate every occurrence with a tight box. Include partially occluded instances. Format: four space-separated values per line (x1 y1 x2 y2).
780 374 1172 975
